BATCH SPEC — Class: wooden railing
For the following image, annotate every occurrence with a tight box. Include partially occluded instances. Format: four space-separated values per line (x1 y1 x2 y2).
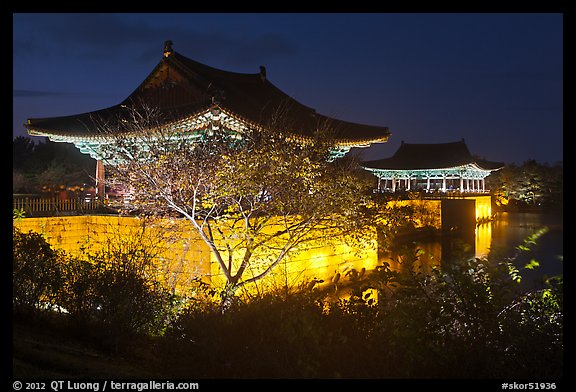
373 189 491 198
13 196 102 217
419 190 492 199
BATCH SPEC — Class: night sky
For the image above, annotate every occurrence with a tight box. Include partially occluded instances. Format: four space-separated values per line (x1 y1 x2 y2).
12 13 563 165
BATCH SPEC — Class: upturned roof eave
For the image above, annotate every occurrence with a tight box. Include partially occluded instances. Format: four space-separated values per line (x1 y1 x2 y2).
363 161 503 172
24 44 390 146
27 103 390 147
217 106 391 146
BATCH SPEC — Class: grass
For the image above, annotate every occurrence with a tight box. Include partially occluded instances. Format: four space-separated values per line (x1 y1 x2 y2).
13 316 162 379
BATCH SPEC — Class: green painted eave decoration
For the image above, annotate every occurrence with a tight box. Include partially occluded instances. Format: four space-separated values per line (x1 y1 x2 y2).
363 164 494 180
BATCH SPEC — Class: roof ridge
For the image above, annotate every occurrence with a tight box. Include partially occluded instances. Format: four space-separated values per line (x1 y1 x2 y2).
26 41 390 146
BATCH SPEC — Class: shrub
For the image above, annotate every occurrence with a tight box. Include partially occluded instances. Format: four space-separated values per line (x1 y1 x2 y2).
57 243 177 346
13 227 177 349
334 241 563 378
13 228 66 317
13 226 562 378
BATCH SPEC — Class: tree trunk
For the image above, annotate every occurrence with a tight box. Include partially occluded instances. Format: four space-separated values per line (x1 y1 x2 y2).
218 283 238 313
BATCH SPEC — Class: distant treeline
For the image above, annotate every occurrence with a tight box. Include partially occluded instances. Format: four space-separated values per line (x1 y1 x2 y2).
13 136 563 211
13 136 95 195
486 159 563 211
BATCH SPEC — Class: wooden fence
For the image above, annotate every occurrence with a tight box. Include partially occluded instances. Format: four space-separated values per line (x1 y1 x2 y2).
13 196 102 216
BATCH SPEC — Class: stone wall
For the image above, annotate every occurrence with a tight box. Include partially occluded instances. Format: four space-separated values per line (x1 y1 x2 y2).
13 215 378 295
13 197 491 295
13 215 212 293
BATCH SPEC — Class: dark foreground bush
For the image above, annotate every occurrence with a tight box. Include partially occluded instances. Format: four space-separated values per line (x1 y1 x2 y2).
13 229 66 317
160 249 562 378
13 229 562 378
13 229 177 351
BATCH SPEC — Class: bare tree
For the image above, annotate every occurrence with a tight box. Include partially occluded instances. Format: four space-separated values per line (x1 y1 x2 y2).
93 102 374 308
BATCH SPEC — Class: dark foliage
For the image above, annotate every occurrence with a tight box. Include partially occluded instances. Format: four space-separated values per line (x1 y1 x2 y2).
161 240 562 378
13 229 66 317
13 229 176 352
487 160 563 210
13 136 94 194
13 228 562 378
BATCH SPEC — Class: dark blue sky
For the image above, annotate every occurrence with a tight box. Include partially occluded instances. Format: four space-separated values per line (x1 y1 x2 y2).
12 13 563 165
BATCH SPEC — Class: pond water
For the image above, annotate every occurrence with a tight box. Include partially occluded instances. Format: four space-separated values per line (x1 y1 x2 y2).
487 211 563 288
387 211 563 290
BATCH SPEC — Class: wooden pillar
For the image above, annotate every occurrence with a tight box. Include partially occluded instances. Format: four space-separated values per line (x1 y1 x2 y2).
391 177 396 192
95 159 105 200
442 176 446 192
426 177 431 192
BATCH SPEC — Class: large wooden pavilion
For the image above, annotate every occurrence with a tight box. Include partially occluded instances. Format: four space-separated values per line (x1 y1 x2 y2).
362 140 504 193
25 41 391 199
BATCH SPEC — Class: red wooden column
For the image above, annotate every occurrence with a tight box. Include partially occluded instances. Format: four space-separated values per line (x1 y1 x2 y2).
95 159 105 200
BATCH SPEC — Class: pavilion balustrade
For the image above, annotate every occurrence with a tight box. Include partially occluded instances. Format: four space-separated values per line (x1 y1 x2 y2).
376 177 488 194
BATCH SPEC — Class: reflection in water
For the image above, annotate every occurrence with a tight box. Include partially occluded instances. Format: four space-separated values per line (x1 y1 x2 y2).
475 222 492 259
489 212 563 288
383 211 563 290
332 211 562 301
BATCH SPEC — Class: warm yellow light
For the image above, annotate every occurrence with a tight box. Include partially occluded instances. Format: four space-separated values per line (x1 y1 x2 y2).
474 196 492 221
475 223 492 259
13 196 497 300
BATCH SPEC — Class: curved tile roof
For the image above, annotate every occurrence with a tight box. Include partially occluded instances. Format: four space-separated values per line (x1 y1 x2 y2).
362 140 504 171
26 41 390 146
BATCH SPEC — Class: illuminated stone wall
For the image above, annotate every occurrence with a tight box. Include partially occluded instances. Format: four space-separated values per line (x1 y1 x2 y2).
386 199 442 229
13 215 377 295
473 195 492 221
13 216 212 293
212 228 379 296
386 195 493 228
12 196 491 296
384 196 493 261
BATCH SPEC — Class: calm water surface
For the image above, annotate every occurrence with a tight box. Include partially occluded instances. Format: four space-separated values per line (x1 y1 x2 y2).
392 211 563 290
487 211 563 288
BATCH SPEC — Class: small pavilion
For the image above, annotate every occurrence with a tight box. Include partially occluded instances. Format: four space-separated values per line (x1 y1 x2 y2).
362 140 504 193
25 41 390 199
